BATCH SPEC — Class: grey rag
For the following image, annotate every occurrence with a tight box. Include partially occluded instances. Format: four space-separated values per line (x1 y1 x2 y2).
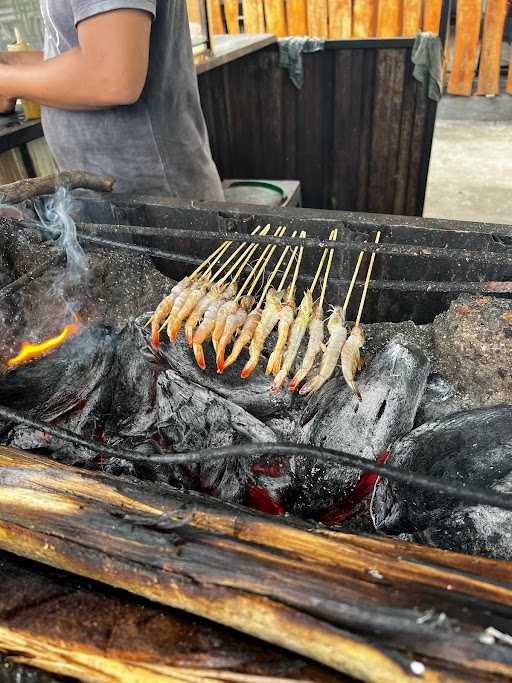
279 37 326 89
412 32 443 102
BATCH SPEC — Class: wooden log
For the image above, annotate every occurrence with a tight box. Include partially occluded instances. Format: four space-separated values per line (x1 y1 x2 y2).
423 0 443 33
376 0 401 37
447 0 483 96
328 0 352 38
1 447 512 682
263 0 287 36
0 170 115 205
286 0 308 34
475 0 508 95
0 551 345 683
224 0 241 33
352 0 377 37
402 0 422 36
307 0 329 37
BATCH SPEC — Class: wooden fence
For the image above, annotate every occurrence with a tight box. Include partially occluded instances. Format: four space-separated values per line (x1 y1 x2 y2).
201 0 512 96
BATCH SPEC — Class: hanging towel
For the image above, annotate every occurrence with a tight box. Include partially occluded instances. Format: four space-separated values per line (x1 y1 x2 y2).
412 31 444 102
278 37 326 89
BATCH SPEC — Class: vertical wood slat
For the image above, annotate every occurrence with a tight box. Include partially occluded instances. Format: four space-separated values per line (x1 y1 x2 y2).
243 0 266 32
402 0 423 37
423 0 443 33
263 0 287 36
475 0 508 95
208 0 225 34
376 0 402 37
286 0 308 34
224 0 240 33
352 0 377 37
447 0 482 96
328 0 352 38
307 0 328 38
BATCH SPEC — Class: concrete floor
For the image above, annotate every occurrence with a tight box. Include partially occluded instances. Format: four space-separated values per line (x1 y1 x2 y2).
423 88 512 226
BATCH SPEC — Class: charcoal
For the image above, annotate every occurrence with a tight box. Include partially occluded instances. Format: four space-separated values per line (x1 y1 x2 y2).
292 338 429 518
0 325 115 423
371 405 512 560
136 314 292 419
415 373 475 426
433 295 512 406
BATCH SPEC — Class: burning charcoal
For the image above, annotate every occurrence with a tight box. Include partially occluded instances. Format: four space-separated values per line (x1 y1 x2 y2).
433 295 512 406
371 405 512 560
154 370 277 503
415 372 474 426
293 339 429 519
136 314 292 419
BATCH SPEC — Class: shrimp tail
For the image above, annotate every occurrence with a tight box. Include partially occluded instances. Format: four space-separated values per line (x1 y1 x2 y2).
185 319 198 347
265 351 277 376
216 342 228 373
169 319 182 342
241 354 258 379
271 369 287 394
289 370 307 393
223 340 244 370
349 380 362 402
151 325 161 349
193 343 206 370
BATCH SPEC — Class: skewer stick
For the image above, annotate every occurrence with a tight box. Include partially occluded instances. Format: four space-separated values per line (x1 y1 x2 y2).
211 223 270 283
355 230 381 327
342 247 366 314
309 228 336 295
236 227 286 302
319 228 338 310
245 227 289 302
201 240 236 279
214 224 270 285
287 230 306 300
256 229 296 309
277 231 301 293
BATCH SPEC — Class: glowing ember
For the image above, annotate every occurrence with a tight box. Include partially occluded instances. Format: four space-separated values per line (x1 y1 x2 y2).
6 322 79 368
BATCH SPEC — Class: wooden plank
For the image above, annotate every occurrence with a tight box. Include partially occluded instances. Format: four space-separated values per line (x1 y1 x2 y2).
208 0 225 34
423 0 443 33
352 0 377 37
263 0 287 36
243 0 263 32
307 0 329 37
328 0 352 38
475 0 507 95
356 49 376 211
224 0 240 33
393 50 417 214
508 45 512 95
376 0 402 37
287 0 308 34
447 0 482 96
402 0 423 36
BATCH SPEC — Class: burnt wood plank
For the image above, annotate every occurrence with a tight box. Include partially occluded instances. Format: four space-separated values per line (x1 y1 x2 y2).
356 48 376 212
393 49 418 215
1 448 512 682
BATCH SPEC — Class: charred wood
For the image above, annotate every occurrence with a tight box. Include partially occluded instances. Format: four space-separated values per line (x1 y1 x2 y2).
0 172 114 205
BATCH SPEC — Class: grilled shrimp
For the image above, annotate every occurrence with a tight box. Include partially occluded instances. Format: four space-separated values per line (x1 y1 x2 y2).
212 298 239 352
266 300 295 376
272 290 313 393
289 302 324 392
167 281 209 342
241 289 285 379
184 283 225 347
299 306 347 397
192 289 230 369
151 276 191 348
341 325 365 401
216 296 254 373
222 309 262 371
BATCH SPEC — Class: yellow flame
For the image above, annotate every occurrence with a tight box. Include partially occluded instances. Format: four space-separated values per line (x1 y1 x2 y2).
6 322 79 368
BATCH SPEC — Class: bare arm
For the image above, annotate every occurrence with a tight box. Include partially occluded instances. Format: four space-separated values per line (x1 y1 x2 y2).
0 51 43 113
0 9 151 111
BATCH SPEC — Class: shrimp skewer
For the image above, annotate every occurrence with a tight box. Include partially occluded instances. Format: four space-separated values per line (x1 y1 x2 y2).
288 228 338 391
167 280 210 342
192 283 236 369
299 306 347 397
289 301 324 392
222 228 295 371
216 296 254 373
150 276 191 348
341 231 381 401
272 289 313 393
266 231 306 376
241 288 285 379
184 283 225 347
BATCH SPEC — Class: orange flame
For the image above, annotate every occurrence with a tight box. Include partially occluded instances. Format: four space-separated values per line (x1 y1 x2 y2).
6 322 79 368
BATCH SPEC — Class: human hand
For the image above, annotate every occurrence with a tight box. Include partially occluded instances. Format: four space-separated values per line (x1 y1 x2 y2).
0 54 16 114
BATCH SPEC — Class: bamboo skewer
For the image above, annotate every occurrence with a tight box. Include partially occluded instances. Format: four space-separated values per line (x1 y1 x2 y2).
277 231 302 294
286 231 306 300
235 227 286 302
342 249 366 313
319 228 338 310
213 225 269 285
355 231 381 327
309 229 336 296
256 231 297 310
